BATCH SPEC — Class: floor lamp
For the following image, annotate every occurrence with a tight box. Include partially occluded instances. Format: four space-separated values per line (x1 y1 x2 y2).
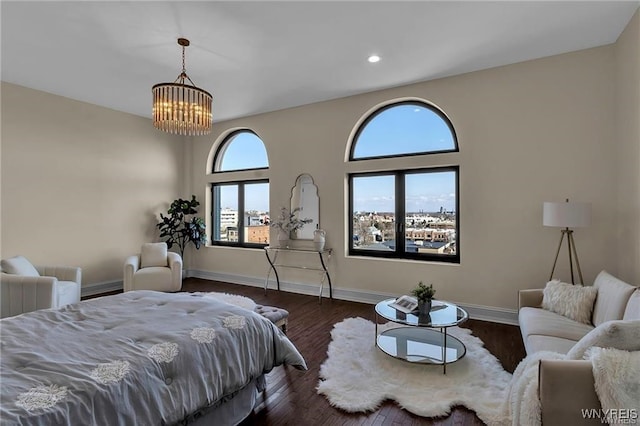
543 199 591 284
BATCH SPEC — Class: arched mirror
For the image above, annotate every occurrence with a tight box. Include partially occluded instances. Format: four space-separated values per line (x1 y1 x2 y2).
290 173 319 239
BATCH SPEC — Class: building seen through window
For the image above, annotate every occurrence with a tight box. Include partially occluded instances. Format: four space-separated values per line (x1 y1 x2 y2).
349 101 459 263
210 130 270 248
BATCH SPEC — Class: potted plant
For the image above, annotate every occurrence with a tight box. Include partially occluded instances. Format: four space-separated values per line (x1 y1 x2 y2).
270 207 312 247
156 195 207 261
411 281 436 315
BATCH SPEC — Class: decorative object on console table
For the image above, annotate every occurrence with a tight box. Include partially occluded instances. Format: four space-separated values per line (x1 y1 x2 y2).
277 229 289 248
543 198 591 284
412 281 436 315
313 228 326 251
270 206 312 247
290 174 320 240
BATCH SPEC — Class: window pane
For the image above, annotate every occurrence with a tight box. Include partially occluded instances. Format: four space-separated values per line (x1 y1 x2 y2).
352 175 395 251
212 184 239 243
405 171 456 256
217 131 268 171
352 103 456 159
244 182 270 245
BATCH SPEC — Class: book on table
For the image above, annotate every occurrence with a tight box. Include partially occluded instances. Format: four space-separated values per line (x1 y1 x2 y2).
388 295 418 313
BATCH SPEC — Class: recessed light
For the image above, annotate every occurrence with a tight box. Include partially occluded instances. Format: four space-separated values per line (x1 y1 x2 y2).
368 55 381 63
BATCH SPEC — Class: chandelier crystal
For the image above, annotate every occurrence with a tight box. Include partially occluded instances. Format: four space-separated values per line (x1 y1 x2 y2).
152 38 212 136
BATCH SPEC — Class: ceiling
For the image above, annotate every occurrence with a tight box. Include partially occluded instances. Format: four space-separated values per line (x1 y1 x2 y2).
2 1 638 123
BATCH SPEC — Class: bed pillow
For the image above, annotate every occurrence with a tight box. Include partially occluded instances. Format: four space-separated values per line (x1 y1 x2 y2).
1 255 40 276
141 243 168 268
567 319 640 360
541 279 597 325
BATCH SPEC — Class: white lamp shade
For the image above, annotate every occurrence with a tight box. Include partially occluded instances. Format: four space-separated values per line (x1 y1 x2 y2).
543 201 591 228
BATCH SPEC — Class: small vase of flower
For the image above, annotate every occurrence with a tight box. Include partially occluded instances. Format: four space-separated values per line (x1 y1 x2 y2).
411 281 436 315
270 207 312 247
276 228 290 248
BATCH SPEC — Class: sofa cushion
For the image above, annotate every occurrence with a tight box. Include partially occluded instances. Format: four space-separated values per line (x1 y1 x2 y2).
140 243 168 268
133 267 173 291
541 280 597 325
1 256 40 277
592 271 637 326
623 290 640 320
519 306 594 342
525 334 578 355
566 319 640 360
56 281 80 307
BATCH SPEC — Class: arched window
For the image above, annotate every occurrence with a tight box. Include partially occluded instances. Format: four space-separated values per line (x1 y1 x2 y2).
214 130 268 172
350 101 457 160
210 129 270 248
348 100 459 263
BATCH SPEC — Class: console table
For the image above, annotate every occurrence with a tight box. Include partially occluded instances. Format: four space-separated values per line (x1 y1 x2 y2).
263 246 333 302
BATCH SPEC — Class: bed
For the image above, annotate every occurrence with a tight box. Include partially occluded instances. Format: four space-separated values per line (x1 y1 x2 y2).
0 290 307 425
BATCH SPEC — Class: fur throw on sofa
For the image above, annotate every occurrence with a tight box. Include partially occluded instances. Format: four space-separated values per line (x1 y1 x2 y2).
503 351 564 426
505 345 640 426
589 347 640 416
567 319 640 359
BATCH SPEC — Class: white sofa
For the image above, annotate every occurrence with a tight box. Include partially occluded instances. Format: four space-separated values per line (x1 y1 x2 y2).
518 270 639 425
0 255 81 318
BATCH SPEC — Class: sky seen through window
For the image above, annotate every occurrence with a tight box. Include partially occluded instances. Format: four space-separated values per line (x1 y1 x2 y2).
217 105 456 213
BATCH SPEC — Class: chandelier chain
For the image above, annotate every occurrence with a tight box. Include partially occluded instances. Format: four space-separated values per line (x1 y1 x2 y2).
182 45 186 75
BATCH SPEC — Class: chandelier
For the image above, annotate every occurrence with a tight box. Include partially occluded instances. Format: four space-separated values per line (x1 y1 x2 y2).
152 38 212 136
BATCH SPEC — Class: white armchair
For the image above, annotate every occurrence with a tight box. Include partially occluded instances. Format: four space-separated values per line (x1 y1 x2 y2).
124 242 182 292
0 255 82 318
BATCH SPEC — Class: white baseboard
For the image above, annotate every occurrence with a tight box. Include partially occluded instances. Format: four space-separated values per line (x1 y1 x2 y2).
82 280 123 297
188 269 518 325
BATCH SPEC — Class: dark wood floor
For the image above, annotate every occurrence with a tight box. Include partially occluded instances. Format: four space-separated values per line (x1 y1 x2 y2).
177 278 526 426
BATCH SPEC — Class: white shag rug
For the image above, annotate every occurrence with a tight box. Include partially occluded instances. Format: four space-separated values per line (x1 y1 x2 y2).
317 317 512 424
202 292 256 311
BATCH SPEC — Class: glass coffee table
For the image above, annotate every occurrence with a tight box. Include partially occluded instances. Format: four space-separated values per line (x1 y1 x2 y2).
374 298 469 374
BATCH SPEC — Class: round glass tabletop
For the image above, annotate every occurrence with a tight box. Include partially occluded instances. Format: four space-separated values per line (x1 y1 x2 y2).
375 298 468 328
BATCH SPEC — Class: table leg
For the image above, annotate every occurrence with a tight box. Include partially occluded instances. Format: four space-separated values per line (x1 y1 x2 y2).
443 327 448 374
263 249 280 294
318 251 332 300
374 311 378 346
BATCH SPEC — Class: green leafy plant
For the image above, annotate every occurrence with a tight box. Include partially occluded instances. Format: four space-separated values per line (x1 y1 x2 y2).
411 281 436 302
157 195 207 260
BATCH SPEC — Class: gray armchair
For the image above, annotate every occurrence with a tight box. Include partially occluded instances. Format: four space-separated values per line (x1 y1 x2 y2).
1 256 81 318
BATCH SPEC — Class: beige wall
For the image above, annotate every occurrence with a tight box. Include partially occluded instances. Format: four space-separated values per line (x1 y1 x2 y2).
1 83 184 286
191 42 629 312
615 9 640 284
1 12 637 312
